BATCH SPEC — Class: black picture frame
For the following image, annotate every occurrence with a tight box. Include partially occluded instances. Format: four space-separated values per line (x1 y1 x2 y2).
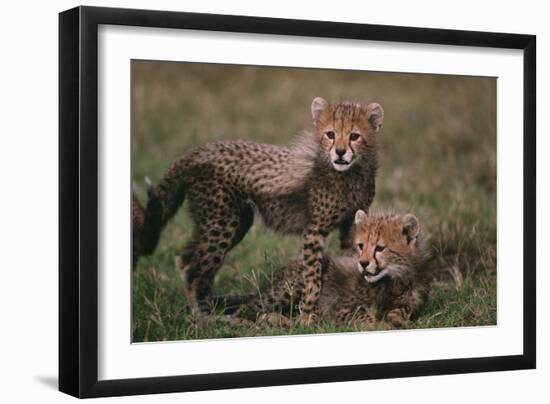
59 5 536 398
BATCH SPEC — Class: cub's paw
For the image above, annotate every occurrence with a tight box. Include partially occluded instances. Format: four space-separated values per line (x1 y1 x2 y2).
258 313 293 328
297 311 319 327
224 315 255 327
351 312 377 329
386 308 407 328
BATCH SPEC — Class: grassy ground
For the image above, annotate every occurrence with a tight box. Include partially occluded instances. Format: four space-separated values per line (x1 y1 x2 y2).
132 61 497 342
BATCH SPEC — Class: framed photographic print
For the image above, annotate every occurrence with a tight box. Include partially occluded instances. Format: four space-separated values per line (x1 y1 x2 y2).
59 5 536 398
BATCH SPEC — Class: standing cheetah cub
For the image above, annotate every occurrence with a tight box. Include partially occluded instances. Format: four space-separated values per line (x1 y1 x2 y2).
232 210 433 329
141 97 384 324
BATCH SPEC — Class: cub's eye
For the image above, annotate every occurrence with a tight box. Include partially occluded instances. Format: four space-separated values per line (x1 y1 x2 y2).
356 243 364 251
325 131 335 140
375 245 385 253
349 132 360 141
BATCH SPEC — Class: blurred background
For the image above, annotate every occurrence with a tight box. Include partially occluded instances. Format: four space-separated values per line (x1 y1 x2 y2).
132 61 496 341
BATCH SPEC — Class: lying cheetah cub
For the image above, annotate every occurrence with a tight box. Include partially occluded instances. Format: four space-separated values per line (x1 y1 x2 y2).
232 210 433 328
141 97 384 324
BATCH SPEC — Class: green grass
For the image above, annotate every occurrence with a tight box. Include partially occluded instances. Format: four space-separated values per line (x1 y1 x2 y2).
132 61 497 342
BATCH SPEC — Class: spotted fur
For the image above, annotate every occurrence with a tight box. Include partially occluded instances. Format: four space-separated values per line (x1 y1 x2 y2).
140 98 383 324
232 211 433 328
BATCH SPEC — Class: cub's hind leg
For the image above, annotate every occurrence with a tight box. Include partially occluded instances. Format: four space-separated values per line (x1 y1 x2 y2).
177 197 254 318
177 228 234 317
333 304 375 328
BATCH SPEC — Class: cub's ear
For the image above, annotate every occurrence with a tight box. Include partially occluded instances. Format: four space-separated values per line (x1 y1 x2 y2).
402 214 420 242
354 209 368 225
311 97 329 124
366 102 384 133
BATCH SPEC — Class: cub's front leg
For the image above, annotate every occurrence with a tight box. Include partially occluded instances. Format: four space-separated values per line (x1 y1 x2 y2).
298 224 327 326
385 287 428 328
385 307 410 328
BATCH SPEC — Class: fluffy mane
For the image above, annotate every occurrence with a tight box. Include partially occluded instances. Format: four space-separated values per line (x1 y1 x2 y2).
259 131 326 195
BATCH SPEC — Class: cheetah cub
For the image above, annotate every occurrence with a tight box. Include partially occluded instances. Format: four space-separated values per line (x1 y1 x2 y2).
141 97 384 325
232 210 432 329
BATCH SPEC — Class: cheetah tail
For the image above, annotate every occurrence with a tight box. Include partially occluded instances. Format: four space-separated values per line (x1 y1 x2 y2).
208 294 259 315
140 177 165 255
131 190 146 269
140 168 187 255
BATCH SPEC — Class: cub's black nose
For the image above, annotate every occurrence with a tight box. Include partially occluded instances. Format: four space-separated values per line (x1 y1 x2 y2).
335 148 346 157
360 260 369 269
